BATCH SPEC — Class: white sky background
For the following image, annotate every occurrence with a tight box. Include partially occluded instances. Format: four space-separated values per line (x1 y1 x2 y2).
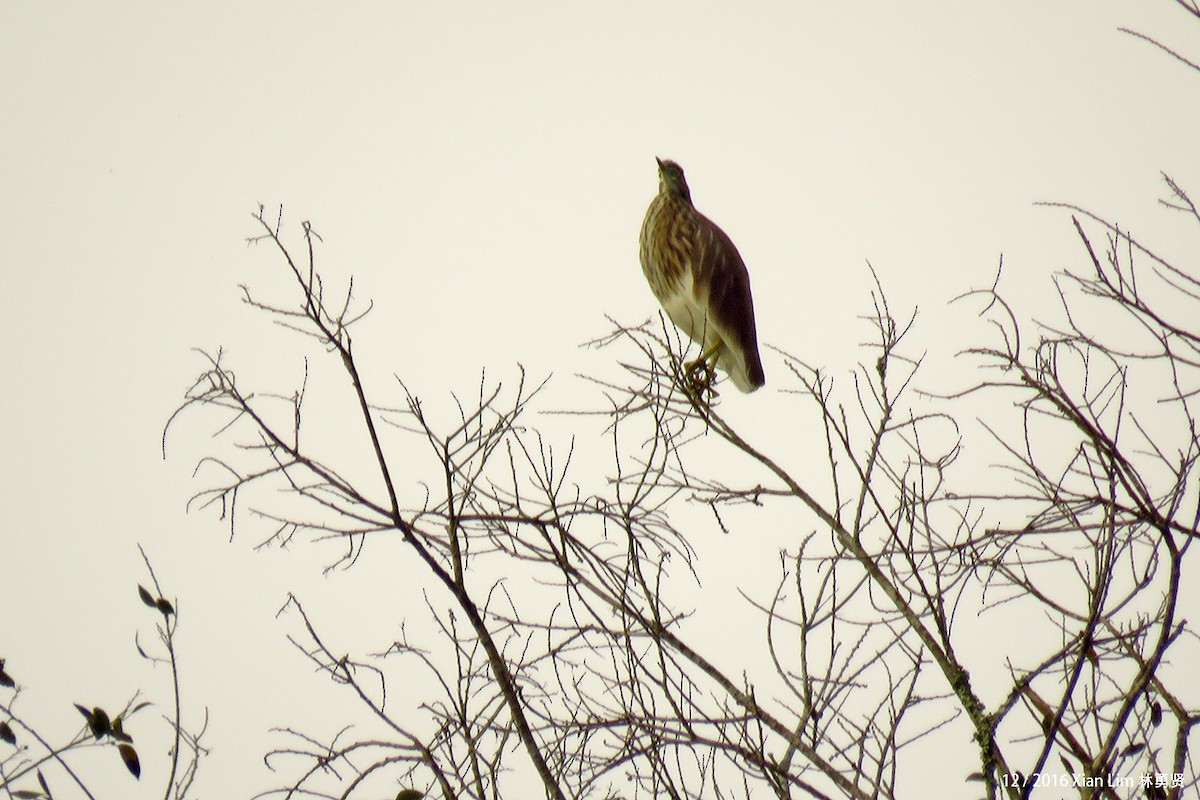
3 2 1199 797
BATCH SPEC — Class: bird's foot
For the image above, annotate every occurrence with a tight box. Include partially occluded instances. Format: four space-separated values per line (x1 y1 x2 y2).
683 358 718 399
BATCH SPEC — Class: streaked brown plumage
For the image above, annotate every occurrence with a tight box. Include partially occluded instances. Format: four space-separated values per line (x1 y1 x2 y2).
639 158 765 392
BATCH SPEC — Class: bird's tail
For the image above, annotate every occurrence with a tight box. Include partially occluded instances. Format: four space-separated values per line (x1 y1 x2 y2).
722 346 765 393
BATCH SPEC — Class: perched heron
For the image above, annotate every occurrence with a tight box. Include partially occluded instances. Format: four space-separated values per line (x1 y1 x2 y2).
639 157 765 393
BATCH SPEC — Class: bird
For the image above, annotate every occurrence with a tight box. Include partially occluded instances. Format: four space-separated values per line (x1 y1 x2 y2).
639 157 765 393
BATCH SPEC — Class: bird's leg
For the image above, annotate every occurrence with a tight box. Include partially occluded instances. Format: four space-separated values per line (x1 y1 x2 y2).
698 339 723 366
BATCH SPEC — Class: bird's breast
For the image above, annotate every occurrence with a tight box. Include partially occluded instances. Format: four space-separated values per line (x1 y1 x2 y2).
639 195 696 302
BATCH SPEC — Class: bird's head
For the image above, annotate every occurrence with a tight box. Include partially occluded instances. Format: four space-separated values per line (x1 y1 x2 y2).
655 157 692 203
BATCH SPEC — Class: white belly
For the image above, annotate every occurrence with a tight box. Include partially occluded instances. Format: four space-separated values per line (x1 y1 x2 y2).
660 279 717 350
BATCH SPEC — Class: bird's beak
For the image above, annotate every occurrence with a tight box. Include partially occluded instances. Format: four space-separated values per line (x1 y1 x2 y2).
655 156 665 170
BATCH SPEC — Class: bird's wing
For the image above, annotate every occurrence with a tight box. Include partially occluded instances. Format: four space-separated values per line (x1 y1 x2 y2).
692 214 765 389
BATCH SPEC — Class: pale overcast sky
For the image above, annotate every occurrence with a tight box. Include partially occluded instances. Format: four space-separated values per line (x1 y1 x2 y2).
3 3 1198 797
